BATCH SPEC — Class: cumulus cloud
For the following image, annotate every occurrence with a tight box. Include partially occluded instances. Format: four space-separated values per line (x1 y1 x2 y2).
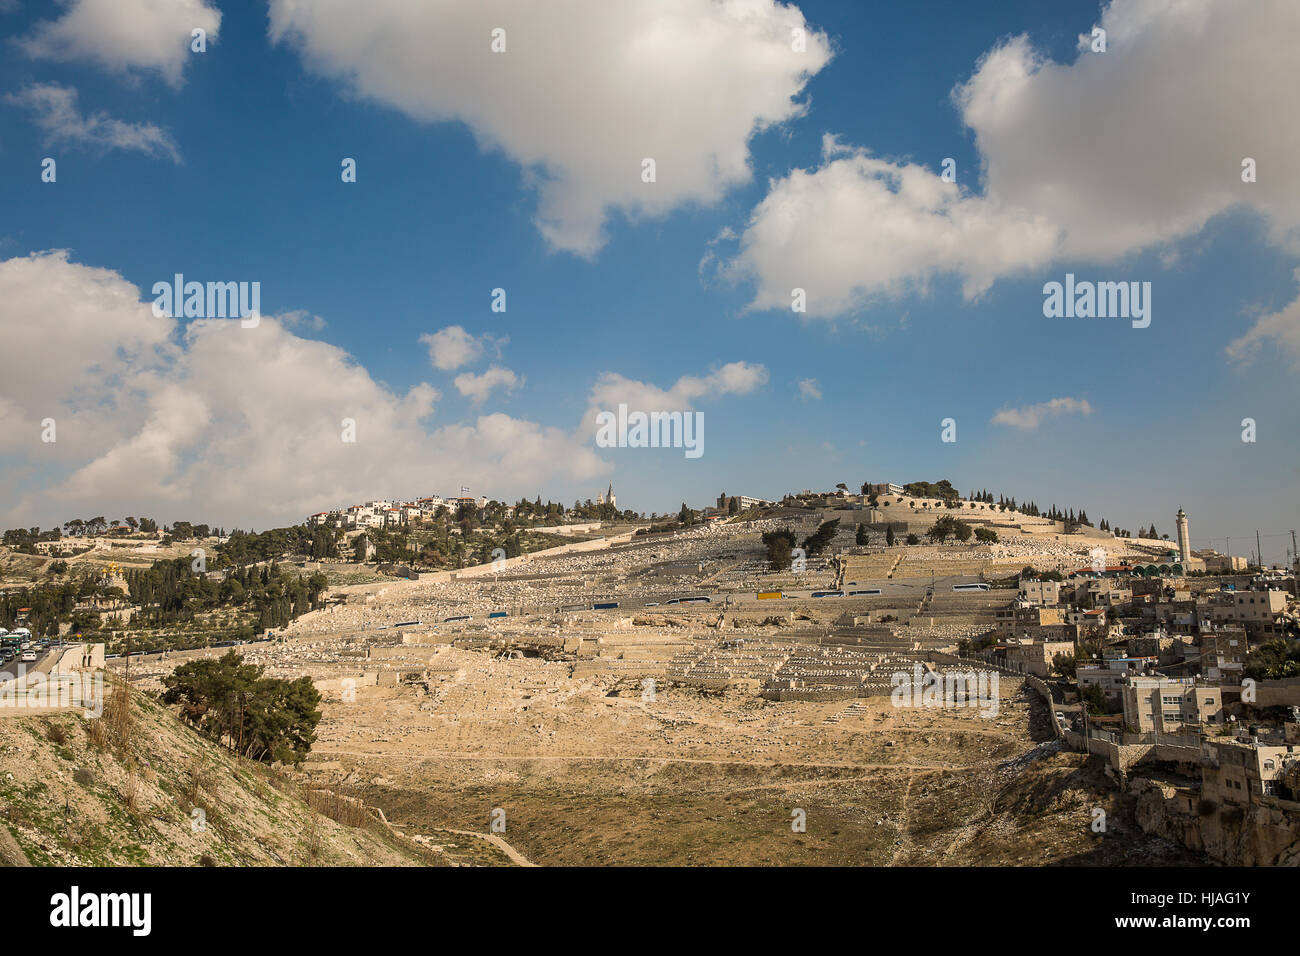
20 0 221 87
0 252 606 529
991 397 1092 431
0 250 176 462
5 84 180 161
581 360 767 444
796 377 821 400
454 365 522 404
587 361 768 419
957 0 1300 261
1226 277 1300 370
714 135 1059 314
419 325 500 371
268 0 830 256
717 0 1300 318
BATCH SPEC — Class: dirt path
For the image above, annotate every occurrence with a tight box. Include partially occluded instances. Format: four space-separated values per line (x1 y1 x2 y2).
438 828 538 867
890 773 917 865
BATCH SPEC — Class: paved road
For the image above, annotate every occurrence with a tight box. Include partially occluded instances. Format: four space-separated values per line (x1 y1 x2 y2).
0 647 53 684
725 573 985 604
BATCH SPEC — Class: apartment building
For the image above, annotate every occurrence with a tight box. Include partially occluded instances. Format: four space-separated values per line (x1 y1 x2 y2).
1004 639 1077 678
1204 588 1289 634
1122 676 1223 734
717 493 773 512
1018 578 1061 606
995 603 1067 639
1078 657 1153 701
1200 738 1298 805
1065 608 1106 628
1200 626 1249 681
864 483 905 497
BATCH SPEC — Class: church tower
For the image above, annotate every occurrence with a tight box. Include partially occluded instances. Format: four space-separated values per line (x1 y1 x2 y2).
607 482 616 508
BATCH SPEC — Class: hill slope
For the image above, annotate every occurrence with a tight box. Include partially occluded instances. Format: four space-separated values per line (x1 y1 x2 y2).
0 682 458 866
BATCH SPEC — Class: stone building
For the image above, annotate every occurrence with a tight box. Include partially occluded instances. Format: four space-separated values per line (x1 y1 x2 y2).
1122 676 1222 733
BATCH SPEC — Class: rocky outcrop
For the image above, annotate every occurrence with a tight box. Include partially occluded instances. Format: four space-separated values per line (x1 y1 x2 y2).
1131 777 1300 865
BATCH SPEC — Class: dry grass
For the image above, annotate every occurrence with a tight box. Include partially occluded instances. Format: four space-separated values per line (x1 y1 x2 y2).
104 682 133 751
83 716 108 750
118 771 141 816
303 786 376 829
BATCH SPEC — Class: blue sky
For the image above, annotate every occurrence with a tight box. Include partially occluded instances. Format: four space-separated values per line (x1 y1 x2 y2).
0 0 1296 563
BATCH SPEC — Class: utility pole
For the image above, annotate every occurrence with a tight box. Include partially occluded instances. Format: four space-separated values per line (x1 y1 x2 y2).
1256 530 1263 569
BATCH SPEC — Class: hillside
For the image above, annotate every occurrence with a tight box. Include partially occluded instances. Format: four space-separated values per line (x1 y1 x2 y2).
0 680 509 866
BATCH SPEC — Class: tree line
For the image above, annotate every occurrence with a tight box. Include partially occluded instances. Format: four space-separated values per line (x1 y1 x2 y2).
125 559 328 629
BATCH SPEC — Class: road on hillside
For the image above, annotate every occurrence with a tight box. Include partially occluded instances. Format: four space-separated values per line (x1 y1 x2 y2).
0 646 54 684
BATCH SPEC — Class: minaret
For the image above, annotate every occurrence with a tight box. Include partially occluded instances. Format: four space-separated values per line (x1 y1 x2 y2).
1175 508 1190 565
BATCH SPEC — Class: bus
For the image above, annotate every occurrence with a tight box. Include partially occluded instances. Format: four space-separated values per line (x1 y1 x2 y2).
848 588 882 596
811 590 844 598
951 583 990 592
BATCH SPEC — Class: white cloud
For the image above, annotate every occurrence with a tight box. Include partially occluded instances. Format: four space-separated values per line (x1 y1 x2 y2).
796 377 821 400
582 360 767 444
587 361 768 418
0 250 176 462
718 0 1300 318
454 365 522 404
957 1 1300 262
268 0 831 256
714 135 1059 315
1226 274 1300 369
279 309 327 332
991 397 1092 431
6 84 180 161
420 325 490 370
20 0 221 87
0 253 606 529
